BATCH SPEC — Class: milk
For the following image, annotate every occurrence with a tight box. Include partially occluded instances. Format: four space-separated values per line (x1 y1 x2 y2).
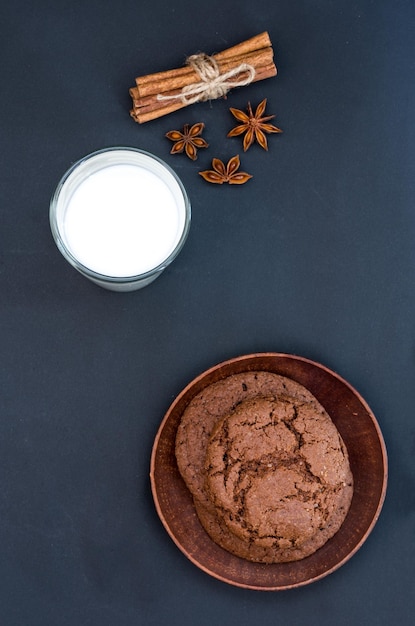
63 164 185 277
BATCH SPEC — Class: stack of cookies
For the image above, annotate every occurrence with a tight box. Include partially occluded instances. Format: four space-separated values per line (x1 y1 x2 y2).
175 371 353 563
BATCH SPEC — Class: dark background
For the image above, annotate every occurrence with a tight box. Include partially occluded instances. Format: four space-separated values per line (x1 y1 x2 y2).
1 1 414 624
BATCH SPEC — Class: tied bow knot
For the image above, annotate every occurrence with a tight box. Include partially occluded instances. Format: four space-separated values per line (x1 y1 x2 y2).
157 53 256 105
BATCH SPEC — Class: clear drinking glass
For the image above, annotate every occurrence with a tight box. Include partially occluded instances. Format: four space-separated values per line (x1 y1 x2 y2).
49 147 191 291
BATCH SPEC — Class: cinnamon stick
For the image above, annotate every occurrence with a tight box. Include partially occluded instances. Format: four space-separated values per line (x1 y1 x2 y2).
135 32 272 90
131 63 276 115
130 64 277 124
129 32 277 123
135 47 275 99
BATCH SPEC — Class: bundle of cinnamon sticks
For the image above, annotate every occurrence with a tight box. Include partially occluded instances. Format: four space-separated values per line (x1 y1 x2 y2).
129 32 277 124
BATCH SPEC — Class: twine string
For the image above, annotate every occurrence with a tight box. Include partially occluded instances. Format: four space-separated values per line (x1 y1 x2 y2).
156 53 256 104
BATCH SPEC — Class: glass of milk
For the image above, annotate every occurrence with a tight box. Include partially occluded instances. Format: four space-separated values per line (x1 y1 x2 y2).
49 147 191 291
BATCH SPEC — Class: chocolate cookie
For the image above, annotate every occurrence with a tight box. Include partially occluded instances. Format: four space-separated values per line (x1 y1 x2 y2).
204 396 353 561
175 372 319 511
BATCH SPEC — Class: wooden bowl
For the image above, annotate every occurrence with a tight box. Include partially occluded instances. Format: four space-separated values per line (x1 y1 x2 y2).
150 353 388 590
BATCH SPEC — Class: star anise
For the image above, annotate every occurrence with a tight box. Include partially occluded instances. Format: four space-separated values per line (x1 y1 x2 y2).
165 122 208 160
227 98 282 151
199 155 252 185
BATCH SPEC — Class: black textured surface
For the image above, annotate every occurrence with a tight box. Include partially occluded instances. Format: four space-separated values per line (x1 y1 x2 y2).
1 1 414 624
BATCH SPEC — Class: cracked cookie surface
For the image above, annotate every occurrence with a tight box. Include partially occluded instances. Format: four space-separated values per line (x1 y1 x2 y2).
204 396 353 561
175 372 320 511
